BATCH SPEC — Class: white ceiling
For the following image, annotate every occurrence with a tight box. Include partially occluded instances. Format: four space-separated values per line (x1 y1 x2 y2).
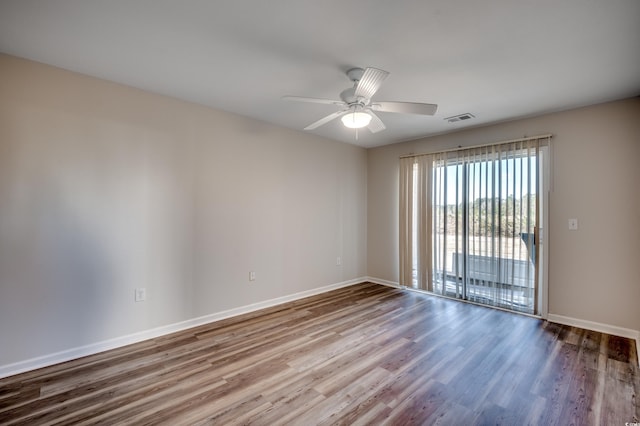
1 1 639 148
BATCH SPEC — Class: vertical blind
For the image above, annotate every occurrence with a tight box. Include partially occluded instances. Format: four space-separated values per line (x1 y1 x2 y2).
399 135 550 315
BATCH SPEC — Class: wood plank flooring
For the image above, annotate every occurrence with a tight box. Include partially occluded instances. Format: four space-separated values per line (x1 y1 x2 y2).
1 282 638 425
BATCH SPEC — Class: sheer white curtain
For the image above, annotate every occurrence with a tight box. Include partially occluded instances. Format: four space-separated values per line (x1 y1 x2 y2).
399 155 433 290
400 136 550 315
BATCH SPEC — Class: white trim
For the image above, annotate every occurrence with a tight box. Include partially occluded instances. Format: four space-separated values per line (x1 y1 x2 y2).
0 277 367 379
365 276 401 288
547 314 640 367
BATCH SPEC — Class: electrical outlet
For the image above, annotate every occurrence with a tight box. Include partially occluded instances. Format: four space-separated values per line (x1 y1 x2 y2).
336 257 342 266
249 271 256 281
568 218 579 231
135 288 146 302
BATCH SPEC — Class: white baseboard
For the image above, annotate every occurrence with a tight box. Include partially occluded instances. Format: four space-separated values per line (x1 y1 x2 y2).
16 280 635 379
547 313 640 366
0 277 368 379
365 276 400 288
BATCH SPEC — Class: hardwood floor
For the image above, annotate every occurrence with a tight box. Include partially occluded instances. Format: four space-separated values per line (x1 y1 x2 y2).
1 282 638 425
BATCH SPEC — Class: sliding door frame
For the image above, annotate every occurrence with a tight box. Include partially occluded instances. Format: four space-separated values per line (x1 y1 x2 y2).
538 145 550 319
400 135 552 318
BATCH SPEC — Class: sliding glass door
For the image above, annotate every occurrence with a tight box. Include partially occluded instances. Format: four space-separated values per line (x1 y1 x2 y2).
400 137 549 315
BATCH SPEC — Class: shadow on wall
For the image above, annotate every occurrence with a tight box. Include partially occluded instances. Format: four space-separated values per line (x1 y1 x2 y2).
40 199 115 340
0 186 116 358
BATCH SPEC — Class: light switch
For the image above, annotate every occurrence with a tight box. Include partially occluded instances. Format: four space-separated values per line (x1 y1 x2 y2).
135 288 146 302
568 218 578 231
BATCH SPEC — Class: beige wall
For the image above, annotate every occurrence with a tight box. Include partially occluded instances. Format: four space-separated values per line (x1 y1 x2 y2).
1 52 637 369
367 97 640 332
0 54 367 366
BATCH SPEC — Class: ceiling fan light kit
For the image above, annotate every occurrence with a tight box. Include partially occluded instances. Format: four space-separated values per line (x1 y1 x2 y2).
341 111 371 128
283 67 438 135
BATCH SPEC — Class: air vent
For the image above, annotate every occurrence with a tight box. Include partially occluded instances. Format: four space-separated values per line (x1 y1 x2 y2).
445 113 475 123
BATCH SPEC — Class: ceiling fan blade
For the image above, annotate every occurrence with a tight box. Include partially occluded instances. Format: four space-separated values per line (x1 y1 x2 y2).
366 111 386 133
371 101 438 116
354 67 389 99
304 110 347 130
282 96 345 106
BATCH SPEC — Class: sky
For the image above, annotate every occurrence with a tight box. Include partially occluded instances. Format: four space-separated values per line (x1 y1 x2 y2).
433 155 538 205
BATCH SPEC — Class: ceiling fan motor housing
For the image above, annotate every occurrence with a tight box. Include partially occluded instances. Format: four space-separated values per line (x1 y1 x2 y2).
340 87 368 106
342 68 368 106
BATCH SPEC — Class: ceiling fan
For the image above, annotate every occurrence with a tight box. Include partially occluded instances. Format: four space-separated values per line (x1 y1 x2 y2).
283 67 437 134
